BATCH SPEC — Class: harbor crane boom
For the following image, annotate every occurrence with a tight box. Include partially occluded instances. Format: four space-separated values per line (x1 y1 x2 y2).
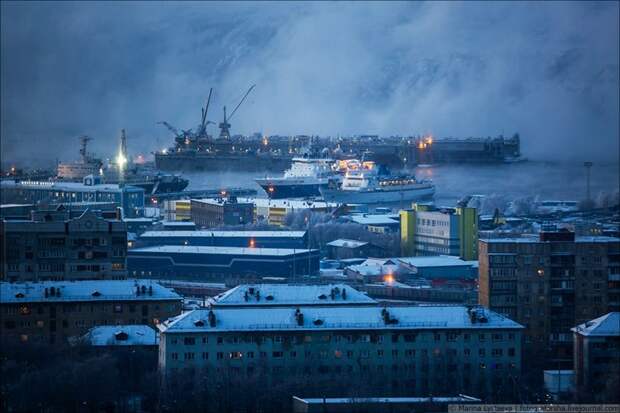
157 121 180 136
198 88 214 136
229 84 256 121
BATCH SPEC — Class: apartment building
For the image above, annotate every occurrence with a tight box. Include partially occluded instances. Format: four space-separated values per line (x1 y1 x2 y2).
158 305 523 400
478 230 620 366
1 206 128 282
400 203 478 260
572 312 620 401
0 280 182 345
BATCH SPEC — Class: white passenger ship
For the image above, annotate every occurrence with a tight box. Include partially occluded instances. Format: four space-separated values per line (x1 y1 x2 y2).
319 160 435 205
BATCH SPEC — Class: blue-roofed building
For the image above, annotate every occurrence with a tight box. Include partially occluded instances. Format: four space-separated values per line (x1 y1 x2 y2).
127 245 320 281
137 230 308 249
1 179 145 217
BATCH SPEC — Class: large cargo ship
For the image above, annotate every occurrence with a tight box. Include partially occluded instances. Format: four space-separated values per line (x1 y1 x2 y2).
155 133 522 172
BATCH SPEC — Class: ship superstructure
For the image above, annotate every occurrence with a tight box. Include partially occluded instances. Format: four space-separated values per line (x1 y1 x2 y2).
255 157 338 199
320 160 435 205
57 136 103 180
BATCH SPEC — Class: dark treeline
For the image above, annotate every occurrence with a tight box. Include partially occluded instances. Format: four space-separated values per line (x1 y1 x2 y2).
1 343 159 413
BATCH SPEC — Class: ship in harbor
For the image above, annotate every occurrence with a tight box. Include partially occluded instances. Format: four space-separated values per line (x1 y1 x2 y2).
255 156 338 199
319 160 435 205
57 132 188 195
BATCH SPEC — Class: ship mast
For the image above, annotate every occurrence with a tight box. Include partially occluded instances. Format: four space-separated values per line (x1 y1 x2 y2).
79 135 92 163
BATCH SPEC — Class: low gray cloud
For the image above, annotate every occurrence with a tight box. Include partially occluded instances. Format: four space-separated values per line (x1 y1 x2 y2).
1 1 618 166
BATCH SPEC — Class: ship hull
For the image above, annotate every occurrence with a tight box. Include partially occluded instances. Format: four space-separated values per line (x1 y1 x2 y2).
320 185 435 205
255 177 326 199
155 153 293 172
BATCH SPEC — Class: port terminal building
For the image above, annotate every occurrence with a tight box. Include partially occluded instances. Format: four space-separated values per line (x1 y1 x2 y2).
136 230 308 250
0 178 145 217
127 245 320 281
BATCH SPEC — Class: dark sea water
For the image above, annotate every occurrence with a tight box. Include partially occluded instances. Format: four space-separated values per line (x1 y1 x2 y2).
183 161 619 206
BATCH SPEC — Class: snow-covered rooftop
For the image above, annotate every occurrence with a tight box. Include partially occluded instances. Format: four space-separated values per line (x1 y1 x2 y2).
346 263 399 277
327 239 368 248
212 284 376 307
160 305 522 333
571 312 620 337
162 221 195 226
129 245 314 256
140 230 306 239
345 214 400 226
0 280 181 303
398 255 476 268
81 325 158 346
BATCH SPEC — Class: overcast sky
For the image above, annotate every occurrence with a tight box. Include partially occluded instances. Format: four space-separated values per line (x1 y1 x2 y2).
1 1 618 165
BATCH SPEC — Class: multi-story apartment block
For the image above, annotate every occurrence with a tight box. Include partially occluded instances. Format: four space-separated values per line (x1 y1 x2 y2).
400 203 478 260
0 280 182 346
158 305 523 400
478 230 620 367
572 312 620 401
1 206 128 282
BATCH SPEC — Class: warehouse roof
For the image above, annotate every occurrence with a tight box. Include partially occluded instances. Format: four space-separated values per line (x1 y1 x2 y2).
398 255 475 268
129 245 315 256
213 284 376 307
140 230 306 238
160 305 522 333
0 280 181 303
345 214 399 226
327 239 368 248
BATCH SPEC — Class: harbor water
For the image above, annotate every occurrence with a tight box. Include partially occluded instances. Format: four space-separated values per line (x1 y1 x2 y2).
183 161 619 207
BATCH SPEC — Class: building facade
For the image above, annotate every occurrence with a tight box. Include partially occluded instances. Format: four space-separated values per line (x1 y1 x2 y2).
0 179 145 217
190 198 254 228
478 231 620 367
158 305 522 401
127 245 320 281
1 207 128 282
0 280 182 346
400 203 478 260
138 230 308 249
572 312 620 401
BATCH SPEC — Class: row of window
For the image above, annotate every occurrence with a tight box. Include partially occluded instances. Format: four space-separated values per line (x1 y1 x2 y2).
4 302 167 315
170 347 517 362
4 317 150 330
173 332 516 346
